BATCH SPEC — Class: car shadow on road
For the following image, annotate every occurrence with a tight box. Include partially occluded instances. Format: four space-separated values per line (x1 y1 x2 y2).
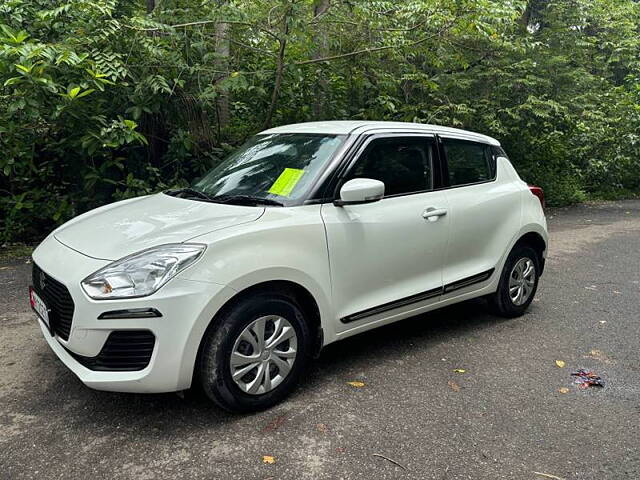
305 298 521 386
317 298 502 364
25 298 523 436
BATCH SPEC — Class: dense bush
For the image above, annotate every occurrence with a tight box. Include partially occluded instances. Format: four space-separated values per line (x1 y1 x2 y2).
1 0 639 243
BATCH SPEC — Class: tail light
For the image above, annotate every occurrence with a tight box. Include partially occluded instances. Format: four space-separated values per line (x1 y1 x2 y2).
528 185 545 209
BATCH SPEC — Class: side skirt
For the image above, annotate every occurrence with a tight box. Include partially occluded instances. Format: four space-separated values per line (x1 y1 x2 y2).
340 268 495 324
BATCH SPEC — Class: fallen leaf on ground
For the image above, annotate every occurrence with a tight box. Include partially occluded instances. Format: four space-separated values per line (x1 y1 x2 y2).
555 360 565 368
584 349 615 365
453 368 466 373
347 381 365 387
558 387 570 394
448 380 461 392
262 456 276 464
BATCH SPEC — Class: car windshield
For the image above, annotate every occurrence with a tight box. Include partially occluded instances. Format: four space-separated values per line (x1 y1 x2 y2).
191 133 345 205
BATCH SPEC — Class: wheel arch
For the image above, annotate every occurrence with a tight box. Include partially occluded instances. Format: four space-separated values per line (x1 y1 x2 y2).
192 279 325 387
513 231 547 275
225 280 323 355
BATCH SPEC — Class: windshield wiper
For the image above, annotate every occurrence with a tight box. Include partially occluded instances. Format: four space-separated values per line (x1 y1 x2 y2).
166 189 284 206
210 194 284 207
165 187 216 201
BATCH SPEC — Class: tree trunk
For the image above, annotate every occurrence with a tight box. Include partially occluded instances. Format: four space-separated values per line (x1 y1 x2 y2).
214 20 231 128
262 36 287 130
262 6 291 130
311 0 331 119
145 0 159 165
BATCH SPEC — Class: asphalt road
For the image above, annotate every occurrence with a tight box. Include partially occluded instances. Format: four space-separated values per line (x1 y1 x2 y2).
1 200 639 480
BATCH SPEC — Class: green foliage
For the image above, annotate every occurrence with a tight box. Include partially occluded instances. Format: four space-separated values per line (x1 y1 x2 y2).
1 0 639 242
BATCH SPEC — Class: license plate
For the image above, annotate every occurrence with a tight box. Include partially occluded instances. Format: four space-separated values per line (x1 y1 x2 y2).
29 287 51 332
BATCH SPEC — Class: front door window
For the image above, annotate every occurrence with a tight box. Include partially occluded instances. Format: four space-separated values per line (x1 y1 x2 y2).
344 137 435 196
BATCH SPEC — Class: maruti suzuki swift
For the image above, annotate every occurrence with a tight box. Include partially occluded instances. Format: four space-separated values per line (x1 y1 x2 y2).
30 121 548 411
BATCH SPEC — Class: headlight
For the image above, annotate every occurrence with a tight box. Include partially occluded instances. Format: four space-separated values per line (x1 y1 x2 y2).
81 244 206 300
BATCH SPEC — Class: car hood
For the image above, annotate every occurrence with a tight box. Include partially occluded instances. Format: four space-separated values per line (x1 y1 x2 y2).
53 193 264 260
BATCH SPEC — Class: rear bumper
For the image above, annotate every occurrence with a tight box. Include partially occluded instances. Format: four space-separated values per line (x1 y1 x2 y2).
32 235 237 393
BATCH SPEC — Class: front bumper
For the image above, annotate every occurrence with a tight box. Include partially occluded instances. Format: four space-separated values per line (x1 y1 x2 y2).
32 235 236 393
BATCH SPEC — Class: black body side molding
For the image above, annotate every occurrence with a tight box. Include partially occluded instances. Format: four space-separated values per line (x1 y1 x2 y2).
443 268 495 294
340 268 495 324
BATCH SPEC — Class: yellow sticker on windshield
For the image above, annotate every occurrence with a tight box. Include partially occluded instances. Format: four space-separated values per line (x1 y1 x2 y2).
268 168 305 197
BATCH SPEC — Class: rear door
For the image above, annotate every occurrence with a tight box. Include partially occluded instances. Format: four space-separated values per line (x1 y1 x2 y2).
321 134 449 331
439 136 522 293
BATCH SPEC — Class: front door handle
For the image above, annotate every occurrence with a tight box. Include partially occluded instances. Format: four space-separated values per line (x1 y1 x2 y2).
422 207 447 221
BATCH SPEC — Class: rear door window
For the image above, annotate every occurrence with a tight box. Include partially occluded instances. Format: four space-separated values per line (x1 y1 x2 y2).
443 139 493 187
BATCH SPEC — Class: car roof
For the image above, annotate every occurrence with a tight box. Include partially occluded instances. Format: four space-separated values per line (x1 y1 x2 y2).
260 121 500 146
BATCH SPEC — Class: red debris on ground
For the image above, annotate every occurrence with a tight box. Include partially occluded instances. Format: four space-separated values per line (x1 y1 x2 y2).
571 369 605 389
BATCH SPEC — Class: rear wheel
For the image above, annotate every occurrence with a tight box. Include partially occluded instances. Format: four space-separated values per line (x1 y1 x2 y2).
198 291 312 412
488 245 540 318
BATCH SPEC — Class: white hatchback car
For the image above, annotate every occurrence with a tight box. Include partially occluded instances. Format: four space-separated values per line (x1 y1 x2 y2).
30 121 547 411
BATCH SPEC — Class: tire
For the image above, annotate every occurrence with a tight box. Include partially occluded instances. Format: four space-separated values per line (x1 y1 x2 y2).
488 244 540 318
198 290 312 412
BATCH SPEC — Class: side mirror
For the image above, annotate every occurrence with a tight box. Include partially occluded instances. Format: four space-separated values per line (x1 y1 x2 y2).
334 178 385 206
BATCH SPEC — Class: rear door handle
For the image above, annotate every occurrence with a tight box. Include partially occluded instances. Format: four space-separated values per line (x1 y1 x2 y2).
422 207 447 221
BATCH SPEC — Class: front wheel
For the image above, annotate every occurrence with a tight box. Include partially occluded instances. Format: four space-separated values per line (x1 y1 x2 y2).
488 245 540 318
198 291 312 412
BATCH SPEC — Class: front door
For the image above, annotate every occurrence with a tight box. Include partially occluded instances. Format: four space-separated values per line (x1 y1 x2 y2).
321 134 449 332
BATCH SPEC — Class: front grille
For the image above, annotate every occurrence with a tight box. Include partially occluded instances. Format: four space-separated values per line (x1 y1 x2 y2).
32 263 75 340
70 331 155 371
